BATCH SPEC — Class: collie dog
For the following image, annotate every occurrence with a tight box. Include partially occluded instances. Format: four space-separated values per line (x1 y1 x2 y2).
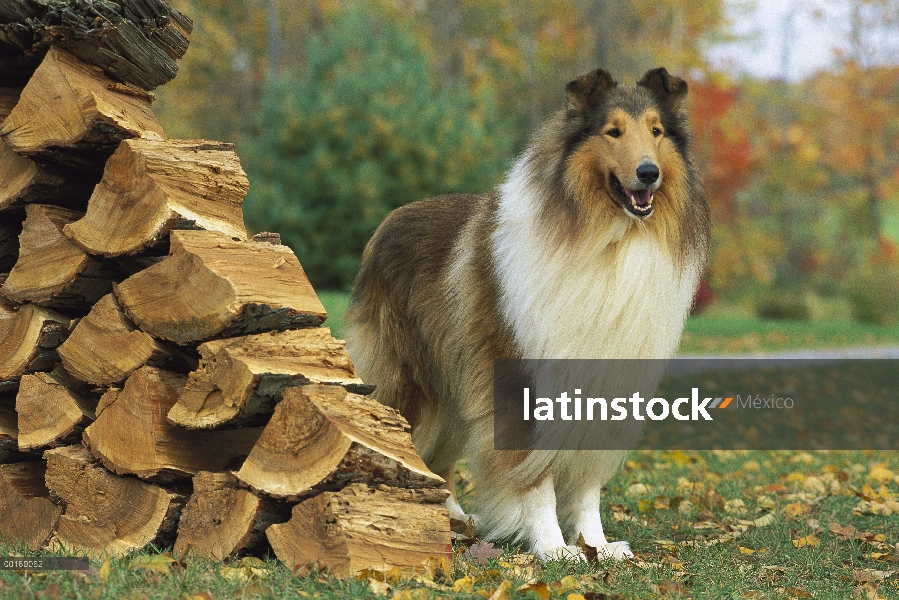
345 67 709 560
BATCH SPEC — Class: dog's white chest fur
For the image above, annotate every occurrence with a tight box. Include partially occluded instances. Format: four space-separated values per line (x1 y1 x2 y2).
491 157 698 361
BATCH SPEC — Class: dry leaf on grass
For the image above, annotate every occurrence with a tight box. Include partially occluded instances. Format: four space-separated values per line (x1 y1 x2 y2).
465 540 504 565
792 534 821 548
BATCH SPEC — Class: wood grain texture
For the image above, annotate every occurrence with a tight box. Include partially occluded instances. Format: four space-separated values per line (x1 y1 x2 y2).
44 444 184 558
168 328 363 429
1 204 113 310
0 46 164 176
0 0 192 90
16 371 96 450
0 462 62 551
58 293 178 385
0 139 90 211
0 302 69 381
63 139 248 257
82 366 263 482
114 230 326 344
174 471 290 560
235 385 443 500
266 483 452 576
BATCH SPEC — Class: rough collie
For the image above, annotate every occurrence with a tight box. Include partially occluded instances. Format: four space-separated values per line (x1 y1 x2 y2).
345 67 709 559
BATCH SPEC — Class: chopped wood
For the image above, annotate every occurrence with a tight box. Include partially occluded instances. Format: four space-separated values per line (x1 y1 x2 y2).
16 371 97 451
82 366 263 482
252 232 281 245
114 230 326 344
0 85 20 121
0 0 193 90
0 140 90 211
174 471 290 560
168 328 364 429
44 444 185 558
63 138 248 257
0 46 164 177
58 293 183 385
0 302 69 381
0 462 62 551
267 483 452 576
1 204 113 311
234 385 443 501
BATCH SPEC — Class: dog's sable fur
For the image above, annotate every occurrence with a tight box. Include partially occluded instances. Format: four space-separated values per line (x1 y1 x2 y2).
345 67 710 559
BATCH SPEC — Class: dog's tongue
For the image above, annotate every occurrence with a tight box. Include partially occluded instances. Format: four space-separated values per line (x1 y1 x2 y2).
626 188 652 206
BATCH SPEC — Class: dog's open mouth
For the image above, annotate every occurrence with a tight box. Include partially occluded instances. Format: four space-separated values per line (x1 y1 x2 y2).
610 174 653 218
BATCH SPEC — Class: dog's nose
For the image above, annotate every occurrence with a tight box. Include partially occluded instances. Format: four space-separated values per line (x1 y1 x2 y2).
636 163 659 185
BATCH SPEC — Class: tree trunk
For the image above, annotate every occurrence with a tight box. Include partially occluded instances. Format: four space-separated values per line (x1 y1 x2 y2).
0 302 70 382
0 0 192 90
0 461 62 550
1 204 114 312
0 46 164 178
63 138 248 257
44 444 185 558
114 230 326 344
16 370 97 451
82 366 263 482
168 327 364 429
235 385 443 500
174 471 290 560
266 483 452 576
58 293 184 385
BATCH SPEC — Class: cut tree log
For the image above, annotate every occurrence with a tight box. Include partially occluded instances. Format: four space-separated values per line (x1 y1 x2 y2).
0 85 20 121
173 471 290 560
44 444 185 558
168 328 364 429
0 141 90 211
114 230 326 344
16 370 97 451
1 204 114 311
82 366 263 482
63 138 248 257
58 293 183 385
267 483 452 576
0 302 70 381
0 462 63 551
0 46 164 177
0 0 192 90
234 385 443 501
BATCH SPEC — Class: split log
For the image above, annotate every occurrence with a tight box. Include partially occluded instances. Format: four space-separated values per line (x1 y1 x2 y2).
267 483 452 576
0 302 69 381
0 0 192 90
16 370 97 451
1 204 113 311
114 230 326 344
234 385 442 500
174 471 290 560
0 85 19 121
82 366 263 482
44 444 184 558
0 141 90 211
63 138 248 257
168 328 364 429
58 293 183 385
0 462 62 550
0 46 164 177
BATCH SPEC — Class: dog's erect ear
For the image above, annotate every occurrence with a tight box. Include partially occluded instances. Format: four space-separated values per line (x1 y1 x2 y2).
566 69 617 116
638 67 688 114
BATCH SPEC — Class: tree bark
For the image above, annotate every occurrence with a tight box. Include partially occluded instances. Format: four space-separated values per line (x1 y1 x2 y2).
114 230 326 344
44 444 185 558
0 461 62 551
174 471 290 560
266 483 452 576
168 327 364 429
63 138 248 257
0 302 70 381
0 0 192 90
234 385 443 501
82 366 263 482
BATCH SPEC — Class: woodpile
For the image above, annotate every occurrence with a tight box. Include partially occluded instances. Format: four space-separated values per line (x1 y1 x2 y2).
0 0 451 575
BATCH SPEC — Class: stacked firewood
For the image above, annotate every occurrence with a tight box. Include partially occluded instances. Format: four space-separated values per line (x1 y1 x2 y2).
0 0 450 575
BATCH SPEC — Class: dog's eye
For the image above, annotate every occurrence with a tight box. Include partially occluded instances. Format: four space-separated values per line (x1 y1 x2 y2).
605 128 621 138
652 127 663 137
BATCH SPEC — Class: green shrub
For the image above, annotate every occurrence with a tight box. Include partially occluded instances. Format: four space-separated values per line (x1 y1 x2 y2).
848 266 899 325
754 291 811 321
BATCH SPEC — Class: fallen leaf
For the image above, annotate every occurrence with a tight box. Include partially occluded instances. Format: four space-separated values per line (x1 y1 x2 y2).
129 554 176 575
99 557 111 584
518 581 551 600
784 586 812 598
453 576 476 592
738 546 755 555
868 464 894 484
367 578 391 597
830 522 857 540
792 534 821 548
465 541 504 565
753 513 776 528
489 580 513 600
784 502 811 518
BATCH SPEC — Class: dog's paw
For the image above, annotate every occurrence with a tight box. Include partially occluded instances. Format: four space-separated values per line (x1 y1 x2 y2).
534 544 584 561
596 540 634 560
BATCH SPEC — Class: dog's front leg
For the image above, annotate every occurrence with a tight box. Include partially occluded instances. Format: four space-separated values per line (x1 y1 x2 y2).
518 475 582 560
566 485 634 560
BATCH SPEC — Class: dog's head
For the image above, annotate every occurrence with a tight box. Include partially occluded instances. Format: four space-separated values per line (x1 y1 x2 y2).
561 67 690 221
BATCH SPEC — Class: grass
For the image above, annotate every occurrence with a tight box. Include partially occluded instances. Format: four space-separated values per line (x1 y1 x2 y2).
4 450 899 598
318 290 351 339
